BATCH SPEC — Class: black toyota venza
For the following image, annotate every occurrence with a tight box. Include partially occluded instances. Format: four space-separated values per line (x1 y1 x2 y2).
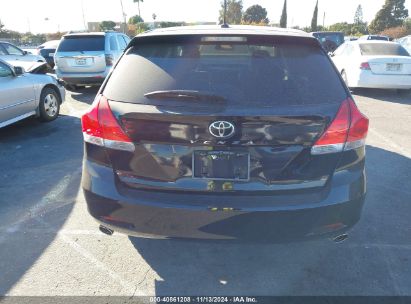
81 25 369 242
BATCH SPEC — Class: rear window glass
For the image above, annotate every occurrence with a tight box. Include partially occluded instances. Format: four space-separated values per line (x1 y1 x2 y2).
58 36 105 52
369 36 389 41
359 43 409 56
313 33 344 46
104 36 347 107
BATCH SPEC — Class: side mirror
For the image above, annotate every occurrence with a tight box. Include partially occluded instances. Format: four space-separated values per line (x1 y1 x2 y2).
23 50 28 55
14 66 24 76
328 52 335 57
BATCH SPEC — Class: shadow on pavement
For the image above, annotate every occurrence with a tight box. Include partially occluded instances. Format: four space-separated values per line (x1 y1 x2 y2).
353 88 411 105
69 86 99 104
0 114 83 295
128 145 411 296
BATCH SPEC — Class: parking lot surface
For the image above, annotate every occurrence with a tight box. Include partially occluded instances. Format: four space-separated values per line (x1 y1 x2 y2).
0 88 410 296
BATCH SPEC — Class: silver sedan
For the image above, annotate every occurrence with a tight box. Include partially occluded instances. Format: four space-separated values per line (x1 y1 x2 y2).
0 59 65 128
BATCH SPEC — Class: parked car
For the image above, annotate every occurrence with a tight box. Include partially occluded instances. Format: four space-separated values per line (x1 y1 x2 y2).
35 40 60 68
345 36 358 42
358 35 390 41
0 41 46 71
397 35 411 54
55 32 131 90
0 59 65 128
311 31 345 52
81 25 369 242
331 40 411 90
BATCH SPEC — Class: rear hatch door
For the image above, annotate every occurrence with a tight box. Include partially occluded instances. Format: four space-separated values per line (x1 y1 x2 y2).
102 34 349 194
366 56 411 75
55 35 106 73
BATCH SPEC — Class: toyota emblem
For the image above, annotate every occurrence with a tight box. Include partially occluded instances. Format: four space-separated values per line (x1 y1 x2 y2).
209 121 235 139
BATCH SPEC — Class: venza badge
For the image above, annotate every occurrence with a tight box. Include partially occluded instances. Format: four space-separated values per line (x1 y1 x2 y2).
209 121 235 139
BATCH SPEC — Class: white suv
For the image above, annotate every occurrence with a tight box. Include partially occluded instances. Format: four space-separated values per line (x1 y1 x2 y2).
55 32 130 90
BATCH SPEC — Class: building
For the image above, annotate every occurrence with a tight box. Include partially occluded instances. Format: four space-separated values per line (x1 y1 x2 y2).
87 22 127 33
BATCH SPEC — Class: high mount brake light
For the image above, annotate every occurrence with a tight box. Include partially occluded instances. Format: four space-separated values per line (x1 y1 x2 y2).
81 95 135 152
311 98 369 155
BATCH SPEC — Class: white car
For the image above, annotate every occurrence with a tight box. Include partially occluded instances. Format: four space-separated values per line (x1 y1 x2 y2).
397 35 411 54
0 59 65 128
0 41 46 71
331 40 411 90
358 35 390 41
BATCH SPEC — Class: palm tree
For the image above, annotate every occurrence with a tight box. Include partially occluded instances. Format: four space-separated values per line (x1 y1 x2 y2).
133 0 144 18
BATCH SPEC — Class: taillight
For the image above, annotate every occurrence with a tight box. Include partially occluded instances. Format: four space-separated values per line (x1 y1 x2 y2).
360 62 371 70
344 99 369 150
81 95 135 152
105 54 114 66
311 98 369 155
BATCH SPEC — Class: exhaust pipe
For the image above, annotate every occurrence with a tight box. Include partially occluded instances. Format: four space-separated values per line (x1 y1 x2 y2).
332 233 348 243
99 225 114 236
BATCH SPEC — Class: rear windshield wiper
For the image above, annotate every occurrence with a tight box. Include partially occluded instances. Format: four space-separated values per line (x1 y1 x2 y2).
144 90 227 102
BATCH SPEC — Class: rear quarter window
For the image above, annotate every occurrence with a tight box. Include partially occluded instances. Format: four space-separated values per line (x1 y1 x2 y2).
57 36 105 52
110 36 118 51
103 35 348 107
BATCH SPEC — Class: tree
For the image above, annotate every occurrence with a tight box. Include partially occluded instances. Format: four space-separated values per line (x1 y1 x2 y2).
405 18 411 32
46 32 65 41
99 20 116 31
311 0 318 32
219 0 243 24
135 23 150 34
129 15 144 24
280 0 287 28
0 20 4 33
354 4 363 24
351 23 369 35
133 0 144 18
380 25 409 38
159 21 186 28
369 0 409 34
243 4 269 24
328 22 368 36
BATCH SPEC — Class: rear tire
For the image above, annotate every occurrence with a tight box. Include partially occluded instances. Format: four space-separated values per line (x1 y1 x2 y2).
65 84 82 91
38 87 60 122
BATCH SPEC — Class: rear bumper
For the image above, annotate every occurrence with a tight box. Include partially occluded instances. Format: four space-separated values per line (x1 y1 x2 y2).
56 69 109 85
82 160 366 242
350 70 411 89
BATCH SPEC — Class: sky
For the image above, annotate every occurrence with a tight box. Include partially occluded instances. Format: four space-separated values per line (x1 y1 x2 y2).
0 0 410 34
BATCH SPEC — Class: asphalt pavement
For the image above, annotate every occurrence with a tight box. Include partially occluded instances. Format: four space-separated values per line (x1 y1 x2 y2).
0 87 410 297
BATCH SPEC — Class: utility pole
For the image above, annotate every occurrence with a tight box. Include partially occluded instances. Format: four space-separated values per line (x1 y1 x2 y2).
119 0 127 33
81 0 87 31
323 11 325 28
222 0 228 27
